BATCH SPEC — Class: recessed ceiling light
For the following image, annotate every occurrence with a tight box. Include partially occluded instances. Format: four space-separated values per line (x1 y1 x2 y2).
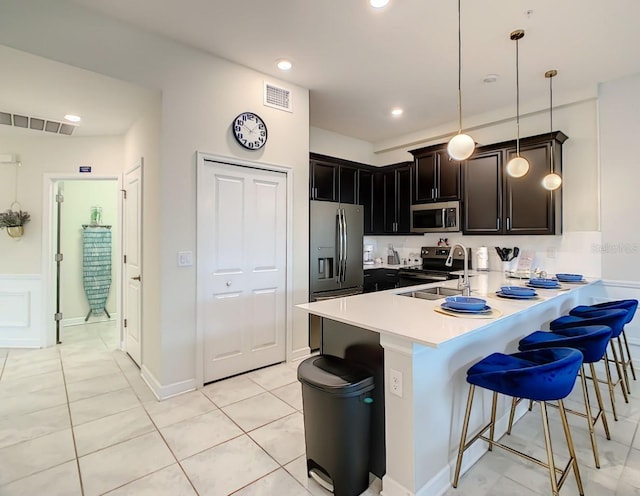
64 114 81 122
276 59 292 71
370 0 389 8
483 74 499 83
391 108 403 116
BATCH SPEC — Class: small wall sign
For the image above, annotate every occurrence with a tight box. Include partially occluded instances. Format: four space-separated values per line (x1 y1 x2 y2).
79 165 92 173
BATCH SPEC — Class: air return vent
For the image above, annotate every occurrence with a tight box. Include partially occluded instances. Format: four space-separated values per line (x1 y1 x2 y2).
264 82 292 112
0 111 76 135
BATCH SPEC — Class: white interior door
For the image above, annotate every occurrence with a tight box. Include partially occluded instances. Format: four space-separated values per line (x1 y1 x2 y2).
199 160 287 383
123 161 142 366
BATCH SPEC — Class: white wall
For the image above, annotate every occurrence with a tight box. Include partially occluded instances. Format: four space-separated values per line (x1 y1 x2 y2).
60 180 119 322
310 127 377 165
598 73 640 282
1 0 310 395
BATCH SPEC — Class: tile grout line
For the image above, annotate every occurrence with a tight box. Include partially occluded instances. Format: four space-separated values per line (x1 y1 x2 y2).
58 343 87 496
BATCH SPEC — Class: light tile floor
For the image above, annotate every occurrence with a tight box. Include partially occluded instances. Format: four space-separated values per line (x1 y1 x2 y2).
1 321 640 495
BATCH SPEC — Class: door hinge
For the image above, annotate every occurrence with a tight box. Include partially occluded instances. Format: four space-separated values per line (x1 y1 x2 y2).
124 319 128 328
121 189 127 199
124 254 127 264
55 194 64 203
54 312 63 321
55 253 63 262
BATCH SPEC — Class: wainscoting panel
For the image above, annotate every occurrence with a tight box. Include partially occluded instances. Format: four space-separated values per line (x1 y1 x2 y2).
601 279 640 346
0 275 43 348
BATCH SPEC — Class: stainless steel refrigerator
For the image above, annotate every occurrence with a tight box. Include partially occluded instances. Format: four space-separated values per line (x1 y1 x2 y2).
309 200 364 349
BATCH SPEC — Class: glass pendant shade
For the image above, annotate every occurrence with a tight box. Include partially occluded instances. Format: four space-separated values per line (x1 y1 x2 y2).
542 172 562 190
506 156 530 178
447 133 475 160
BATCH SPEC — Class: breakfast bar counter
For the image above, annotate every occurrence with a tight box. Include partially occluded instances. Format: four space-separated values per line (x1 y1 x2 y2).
297 272 605 496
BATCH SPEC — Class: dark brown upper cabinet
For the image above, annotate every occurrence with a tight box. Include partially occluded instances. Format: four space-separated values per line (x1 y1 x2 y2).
462 131 567 235
309 154 360 204
410 145 461 203
379 162 413 234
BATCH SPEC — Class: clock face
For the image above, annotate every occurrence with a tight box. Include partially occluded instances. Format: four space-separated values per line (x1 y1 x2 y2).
232 112 268 150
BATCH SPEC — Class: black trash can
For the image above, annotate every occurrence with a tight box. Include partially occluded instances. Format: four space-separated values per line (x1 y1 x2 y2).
298 355 375 496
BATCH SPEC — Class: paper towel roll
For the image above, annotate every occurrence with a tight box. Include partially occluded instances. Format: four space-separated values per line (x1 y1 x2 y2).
476 246 489 271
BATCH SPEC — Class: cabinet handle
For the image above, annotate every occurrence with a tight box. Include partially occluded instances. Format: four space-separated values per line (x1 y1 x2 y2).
506 217 511 231
434 187 438 198
497 218 501 230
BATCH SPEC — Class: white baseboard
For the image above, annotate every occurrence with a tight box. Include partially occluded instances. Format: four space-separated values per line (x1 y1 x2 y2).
141 365 197 401
63 313 118 327
289 345 311 362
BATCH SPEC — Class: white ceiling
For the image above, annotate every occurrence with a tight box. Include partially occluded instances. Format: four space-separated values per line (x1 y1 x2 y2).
0 45 157 137
3 0 640 143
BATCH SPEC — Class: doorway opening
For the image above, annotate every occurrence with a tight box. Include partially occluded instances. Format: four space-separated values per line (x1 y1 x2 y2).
42 174 122 350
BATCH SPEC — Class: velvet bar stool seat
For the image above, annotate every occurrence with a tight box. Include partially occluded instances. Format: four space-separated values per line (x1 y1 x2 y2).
514 325 612 468
453 348 584 496
550 308 629 420
570 299 638 393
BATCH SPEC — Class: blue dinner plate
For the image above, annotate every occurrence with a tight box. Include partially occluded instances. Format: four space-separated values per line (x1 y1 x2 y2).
441 302 492 314
527 282 560 289
556 273 584 282
500 286 536 296
495 291 538 300
444 296 487 311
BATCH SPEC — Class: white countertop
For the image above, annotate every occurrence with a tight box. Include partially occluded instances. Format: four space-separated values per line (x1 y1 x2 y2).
363 262 421 270
297 271 599 348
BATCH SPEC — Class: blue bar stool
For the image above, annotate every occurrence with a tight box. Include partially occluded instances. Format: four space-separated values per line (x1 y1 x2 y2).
551 308 629 420
452 348 584 496
570 300 638 393
513 325 612 468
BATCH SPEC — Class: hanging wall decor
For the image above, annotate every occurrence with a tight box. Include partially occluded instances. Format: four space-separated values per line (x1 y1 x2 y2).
0 156 30 238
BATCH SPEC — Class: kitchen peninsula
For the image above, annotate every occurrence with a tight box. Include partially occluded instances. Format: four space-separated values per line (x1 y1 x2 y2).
297 272 604 496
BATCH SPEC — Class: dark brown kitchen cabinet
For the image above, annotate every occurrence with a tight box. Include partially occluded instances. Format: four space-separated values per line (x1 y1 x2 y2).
363 268 399 293
411 146 461 203
309 159 337 201
462 150 503 233
358 169 375 234
309 154 361 204
380 163 412 234
462 131 567 235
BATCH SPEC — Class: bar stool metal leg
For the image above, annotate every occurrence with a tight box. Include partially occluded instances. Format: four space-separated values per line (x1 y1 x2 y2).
622 331 637 381
578 365 600 468
540 402 560 496
590 362 611 440
558 400 585 496
453 385 476 488
609 342 629 403
617 336 632 393
603 346 620 421
488 392 497 451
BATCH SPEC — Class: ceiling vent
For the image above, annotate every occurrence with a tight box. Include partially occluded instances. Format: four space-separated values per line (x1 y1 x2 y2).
264 82 292 112
0 111 76 136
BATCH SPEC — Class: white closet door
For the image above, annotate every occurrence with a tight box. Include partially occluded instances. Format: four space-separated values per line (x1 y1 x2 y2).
198 160 286 383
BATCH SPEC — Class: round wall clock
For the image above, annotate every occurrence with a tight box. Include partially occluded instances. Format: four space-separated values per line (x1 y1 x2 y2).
232 112 268 150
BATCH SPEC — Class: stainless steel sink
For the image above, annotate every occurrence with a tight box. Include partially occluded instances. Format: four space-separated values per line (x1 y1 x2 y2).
399 286 463 300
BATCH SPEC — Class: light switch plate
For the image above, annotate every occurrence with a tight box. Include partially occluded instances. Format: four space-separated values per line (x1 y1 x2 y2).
177 251 193 267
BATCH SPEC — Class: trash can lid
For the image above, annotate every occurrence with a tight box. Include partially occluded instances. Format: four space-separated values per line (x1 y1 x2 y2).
297 355 374 396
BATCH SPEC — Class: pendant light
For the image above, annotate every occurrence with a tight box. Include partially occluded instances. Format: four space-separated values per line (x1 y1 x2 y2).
542 70 562 190
506 29 530 178
447 0 475 161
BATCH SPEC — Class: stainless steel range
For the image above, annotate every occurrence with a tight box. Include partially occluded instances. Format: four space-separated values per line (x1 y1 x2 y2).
398 246 472 287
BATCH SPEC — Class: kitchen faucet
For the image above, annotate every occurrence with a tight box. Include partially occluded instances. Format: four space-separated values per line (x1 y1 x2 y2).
445 243 471 296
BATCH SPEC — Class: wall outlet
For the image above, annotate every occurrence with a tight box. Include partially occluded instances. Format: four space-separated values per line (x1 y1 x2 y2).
546 246 556 259
390 368 403 397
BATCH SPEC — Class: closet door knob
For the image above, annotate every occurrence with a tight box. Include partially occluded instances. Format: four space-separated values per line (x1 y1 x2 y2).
131 275 141 281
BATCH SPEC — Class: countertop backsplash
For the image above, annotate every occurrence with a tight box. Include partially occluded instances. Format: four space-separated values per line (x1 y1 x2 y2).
364 231 602 277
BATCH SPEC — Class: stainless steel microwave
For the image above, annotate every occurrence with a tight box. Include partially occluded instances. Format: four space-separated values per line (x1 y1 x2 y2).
410 201 461 233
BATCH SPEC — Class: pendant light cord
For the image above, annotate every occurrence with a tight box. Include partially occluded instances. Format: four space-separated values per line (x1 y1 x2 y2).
549 71 554 173
515 37 521 156
456 0 463 133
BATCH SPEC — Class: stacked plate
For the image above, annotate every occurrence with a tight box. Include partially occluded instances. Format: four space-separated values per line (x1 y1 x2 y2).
441 296 491 314
527 278 561 289
496 286 538 299
556 273 585 283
